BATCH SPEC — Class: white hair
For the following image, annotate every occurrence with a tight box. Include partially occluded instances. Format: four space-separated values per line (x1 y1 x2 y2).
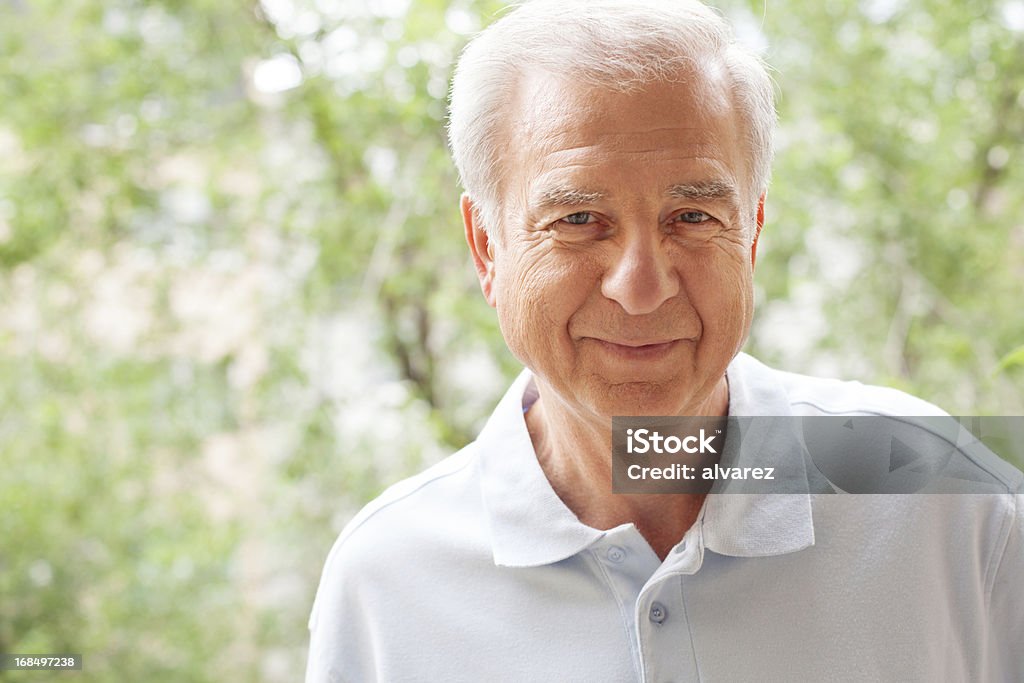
447 0 776 235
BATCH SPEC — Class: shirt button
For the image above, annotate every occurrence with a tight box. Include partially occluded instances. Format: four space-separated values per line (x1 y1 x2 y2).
649 602 668 624
606 545 626 563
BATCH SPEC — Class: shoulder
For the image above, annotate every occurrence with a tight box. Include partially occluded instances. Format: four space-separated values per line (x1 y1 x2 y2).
341 444 478 537
321 443 482 571
728 353 947 417
731 354 1023 494
768 363 948 417
307 442 489 623
305 442 496 680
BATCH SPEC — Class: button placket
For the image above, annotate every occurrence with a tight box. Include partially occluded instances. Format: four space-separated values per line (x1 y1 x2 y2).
648 601 668 624
591 530 663 681
636 580 698 683
606 545 627 563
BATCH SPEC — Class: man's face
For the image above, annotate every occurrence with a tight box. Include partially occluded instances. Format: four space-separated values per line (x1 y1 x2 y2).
465 68 763 419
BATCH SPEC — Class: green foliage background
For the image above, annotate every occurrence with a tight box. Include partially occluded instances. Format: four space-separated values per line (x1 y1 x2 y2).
0 0 1021 679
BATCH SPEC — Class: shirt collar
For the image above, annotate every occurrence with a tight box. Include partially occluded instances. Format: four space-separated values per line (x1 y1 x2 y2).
477 353 815 568
703 353 816 557
477 370 606 567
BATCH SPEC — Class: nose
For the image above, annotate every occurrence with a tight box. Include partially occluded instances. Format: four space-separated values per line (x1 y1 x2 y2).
600 229 680 315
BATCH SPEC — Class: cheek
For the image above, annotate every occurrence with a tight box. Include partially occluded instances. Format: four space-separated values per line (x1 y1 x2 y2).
493 252 555 344
496 243 593 312
685 249 755 327
493 248 598 355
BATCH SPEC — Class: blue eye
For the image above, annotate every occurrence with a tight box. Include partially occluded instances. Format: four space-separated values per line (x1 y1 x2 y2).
562 212 594 225
676 211 711 223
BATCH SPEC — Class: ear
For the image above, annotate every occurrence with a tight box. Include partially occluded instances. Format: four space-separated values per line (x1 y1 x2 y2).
462 194 497 308
750 192 766 270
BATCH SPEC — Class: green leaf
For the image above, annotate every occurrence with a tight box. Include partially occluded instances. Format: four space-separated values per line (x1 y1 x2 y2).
997 345 1024 373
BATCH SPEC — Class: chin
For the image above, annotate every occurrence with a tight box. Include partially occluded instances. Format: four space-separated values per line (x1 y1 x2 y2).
584 380 693 418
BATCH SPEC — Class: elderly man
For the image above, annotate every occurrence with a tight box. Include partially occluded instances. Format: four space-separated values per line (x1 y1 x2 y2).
306 1 1023 681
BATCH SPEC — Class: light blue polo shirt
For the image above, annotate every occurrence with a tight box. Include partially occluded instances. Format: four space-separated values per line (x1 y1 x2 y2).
306 353 1023 682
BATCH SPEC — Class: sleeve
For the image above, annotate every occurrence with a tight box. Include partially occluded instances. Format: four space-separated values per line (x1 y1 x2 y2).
304 534 377 683
988 490 1024 680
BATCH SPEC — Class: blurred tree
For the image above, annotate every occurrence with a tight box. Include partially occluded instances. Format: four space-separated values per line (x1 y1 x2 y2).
0 0 1021 681
738 0 1024 415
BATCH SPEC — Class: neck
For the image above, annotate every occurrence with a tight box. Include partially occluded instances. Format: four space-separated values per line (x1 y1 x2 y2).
525 377 728 560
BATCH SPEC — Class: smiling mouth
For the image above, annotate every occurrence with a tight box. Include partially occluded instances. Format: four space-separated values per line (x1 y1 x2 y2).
589 337 685 360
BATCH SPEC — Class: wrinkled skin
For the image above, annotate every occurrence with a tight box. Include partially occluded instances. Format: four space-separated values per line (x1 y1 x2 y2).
465 66 765 426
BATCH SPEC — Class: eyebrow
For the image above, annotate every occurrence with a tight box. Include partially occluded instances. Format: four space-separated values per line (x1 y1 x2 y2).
666 180 739 204
533 187 606 209
530 179 740 212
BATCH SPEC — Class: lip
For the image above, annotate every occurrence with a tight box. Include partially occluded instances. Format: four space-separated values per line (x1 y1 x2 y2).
588 337 684 360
